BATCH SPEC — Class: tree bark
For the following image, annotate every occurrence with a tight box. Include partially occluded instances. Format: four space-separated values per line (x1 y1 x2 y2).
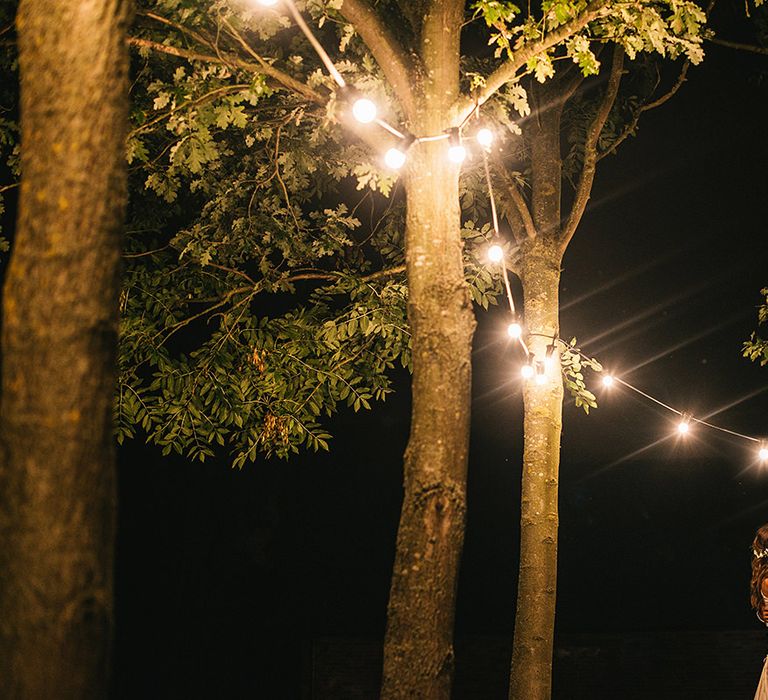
381 142 475 699
508 241 564 700
381 4 473 697
0 1 130 697
508 90 565 700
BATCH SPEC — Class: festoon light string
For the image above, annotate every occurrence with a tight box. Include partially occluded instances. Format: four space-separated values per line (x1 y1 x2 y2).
255 0 768 464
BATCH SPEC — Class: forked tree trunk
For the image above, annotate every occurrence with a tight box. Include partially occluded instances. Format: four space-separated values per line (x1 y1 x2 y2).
381 4 474 696
0 1 130 696
509 241 564 700
509 95 565 700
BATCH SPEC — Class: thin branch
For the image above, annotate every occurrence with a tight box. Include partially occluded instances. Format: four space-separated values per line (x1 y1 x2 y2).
361 264 406 282
137 10 217 52
286 264 406 284
559 46 624 254
207 263 258 286
273 121 304 235
596 0 712 159
496 167 536 241
455 0 610 121
127 37 323 104
0 182 19 195
338 0 419 118
708 36 768 55
218 14 315 104
598 61 688 161
122 245 171 259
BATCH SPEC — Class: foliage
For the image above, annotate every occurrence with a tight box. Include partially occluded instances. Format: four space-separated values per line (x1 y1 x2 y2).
471 0 705 79
560 340 602 413
744 288 768 367
0 0 709 464
114 0 506 464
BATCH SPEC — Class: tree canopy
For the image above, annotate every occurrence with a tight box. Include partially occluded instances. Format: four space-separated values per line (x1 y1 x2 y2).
0 0 716 469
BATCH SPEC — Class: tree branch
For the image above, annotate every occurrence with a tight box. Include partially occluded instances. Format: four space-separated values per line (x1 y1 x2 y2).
127 37 323 104
338 0 419 118
137 10 217 52
708 36 768 55
286 264 406 284
496 167 536 242
598 60 688 161
559 46 624 254
454 0 610 121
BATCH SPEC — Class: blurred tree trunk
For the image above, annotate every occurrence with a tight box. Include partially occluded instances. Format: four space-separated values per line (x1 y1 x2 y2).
0 1 130 697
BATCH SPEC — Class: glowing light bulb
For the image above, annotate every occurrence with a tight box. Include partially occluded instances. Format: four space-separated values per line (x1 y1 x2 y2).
521 363 534 380
759 444 768 462
535 372 547 386
488 244 504 263
507 322 522 339
602 375 614 388
352 98 377 124
448 145 467 164
384 147 406 170
476 128 494 148
678 420 690 435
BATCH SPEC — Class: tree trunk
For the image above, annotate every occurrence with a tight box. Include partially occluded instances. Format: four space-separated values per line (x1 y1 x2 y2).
0 1 130 697
509 91 565 700
508 240 564 700
381 139 475 699
381 0 475 700
381 5 472 694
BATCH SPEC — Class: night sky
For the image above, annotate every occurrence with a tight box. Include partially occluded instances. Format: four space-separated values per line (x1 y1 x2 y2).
106 9 768 699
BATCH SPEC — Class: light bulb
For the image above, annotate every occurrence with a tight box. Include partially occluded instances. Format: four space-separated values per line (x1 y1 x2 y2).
448 145 467 164
521 363 534 380
476 128 494 148
759 445 768 462
352 98 377 124
602 375 614 388
507 322 522 339
384 147 406 170
678 420 690 435
535 372 547 385
488 244 504 263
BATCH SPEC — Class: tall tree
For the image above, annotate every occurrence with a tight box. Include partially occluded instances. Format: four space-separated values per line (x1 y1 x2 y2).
0 0 130 696
503 49 627 700
122 1 702 697
0 1 705 697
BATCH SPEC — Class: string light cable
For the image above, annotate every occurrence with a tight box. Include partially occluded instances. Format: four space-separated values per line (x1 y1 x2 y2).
252 0 766 462
522 336 768 461
255 0 511 171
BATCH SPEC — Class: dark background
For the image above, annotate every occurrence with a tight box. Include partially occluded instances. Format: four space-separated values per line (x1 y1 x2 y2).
112 28 768 698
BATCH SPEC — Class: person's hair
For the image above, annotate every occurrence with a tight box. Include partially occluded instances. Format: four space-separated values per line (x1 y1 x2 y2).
750 523 768 614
